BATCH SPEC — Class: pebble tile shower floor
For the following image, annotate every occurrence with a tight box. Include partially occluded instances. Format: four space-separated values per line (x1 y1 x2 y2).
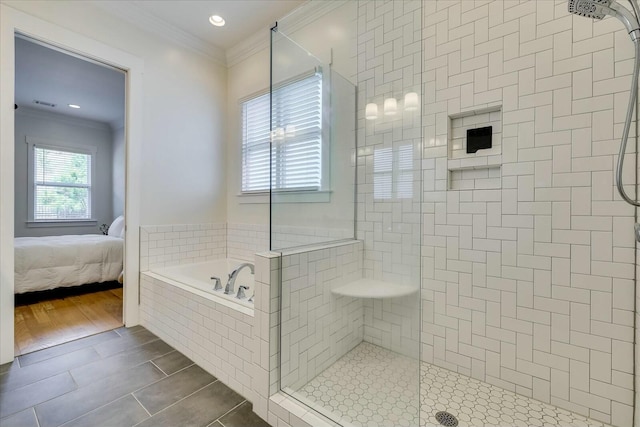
0 326 269 427
295 342 611 427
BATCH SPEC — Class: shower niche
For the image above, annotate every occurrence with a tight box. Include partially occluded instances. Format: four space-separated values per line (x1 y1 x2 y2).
447 106 503 191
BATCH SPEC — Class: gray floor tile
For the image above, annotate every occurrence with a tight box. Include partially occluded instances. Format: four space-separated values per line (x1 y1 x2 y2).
134 365 215 415
18 330 120 367
70 339 174 387
135 381 245 427
0 359 20 375
0 408 39 427
219 401 270 427
94 329 159 358
0 372 76 418
0 346 99 392
35 362 164 427
151 350 194 375
114 325 146 337
60 395 150 427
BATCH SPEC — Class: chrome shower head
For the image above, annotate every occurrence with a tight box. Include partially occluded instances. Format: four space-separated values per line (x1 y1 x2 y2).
568 0 640 39
568 0 613 19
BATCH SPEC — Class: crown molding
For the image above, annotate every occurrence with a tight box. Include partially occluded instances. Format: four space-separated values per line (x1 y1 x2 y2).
93 1 227 66
225 0 347 68
16 106 112 132
225 27 270 68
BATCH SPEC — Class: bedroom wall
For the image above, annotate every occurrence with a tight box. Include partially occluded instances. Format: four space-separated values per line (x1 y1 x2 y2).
4 0 228 227
112 124 125 219
14 107 114 237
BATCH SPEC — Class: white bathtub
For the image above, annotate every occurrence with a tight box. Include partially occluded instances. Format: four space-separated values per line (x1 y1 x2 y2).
149 258 255 312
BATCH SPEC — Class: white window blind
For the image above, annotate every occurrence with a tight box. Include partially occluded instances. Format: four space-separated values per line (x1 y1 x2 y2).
34 146 92 220
373 144 414 200
241 71 322 192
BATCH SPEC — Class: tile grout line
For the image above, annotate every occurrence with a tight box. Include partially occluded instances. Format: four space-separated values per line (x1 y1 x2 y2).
56 394 141 427
131 393 153 418
11 343 178 426
210 400 247 426
2 338 166 396
131 380 220 427
16 329 125 367
32 407 41 427
149 360 168 376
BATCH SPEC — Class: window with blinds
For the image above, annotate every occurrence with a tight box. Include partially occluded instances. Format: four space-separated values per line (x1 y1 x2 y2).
241 71 323 193
33 146 92 220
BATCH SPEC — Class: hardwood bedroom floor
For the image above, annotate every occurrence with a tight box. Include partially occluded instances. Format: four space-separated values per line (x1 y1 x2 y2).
15 285 123 356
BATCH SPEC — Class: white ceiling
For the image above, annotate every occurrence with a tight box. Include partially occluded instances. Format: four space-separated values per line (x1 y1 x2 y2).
15 37 125 126
14 1 305 125
130 0 305 50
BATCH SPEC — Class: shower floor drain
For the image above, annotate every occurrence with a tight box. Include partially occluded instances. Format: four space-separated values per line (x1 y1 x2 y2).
435 411 459 427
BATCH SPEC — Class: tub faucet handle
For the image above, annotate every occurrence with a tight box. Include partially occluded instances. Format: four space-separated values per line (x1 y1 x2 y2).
237 285 249 299
211 276 222 291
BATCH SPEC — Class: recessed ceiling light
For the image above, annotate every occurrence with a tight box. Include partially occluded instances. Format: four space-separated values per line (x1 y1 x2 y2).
68 104 81 109
209 15 225 27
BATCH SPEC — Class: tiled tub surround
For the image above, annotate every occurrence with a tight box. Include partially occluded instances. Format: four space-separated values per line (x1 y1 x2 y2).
421 0 636 425
227 223 269 262
139 273 255 404
140 223 226 271
226 222 353 261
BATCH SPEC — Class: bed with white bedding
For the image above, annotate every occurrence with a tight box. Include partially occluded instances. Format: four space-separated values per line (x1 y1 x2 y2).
14 234 124 294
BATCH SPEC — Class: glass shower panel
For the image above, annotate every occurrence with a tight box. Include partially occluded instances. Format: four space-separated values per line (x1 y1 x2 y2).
269 28 356 251
274 1 422 426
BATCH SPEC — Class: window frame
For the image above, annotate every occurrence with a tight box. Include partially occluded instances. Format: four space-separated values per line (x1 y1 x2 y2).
238 68 330 203
25 136 97 226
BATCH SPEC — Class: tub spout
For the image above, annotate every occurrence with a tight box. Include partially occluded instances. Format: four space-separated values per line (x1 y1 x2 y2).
225 262 255 295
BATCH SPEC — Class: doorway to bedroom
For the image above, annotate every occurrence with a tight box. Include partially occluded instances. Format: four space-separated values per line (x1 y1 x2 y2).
13 35 126 355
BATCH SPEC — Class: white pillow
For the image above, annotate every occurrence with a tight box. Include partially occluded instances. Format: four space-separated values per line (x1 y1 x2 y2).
108 215 125 238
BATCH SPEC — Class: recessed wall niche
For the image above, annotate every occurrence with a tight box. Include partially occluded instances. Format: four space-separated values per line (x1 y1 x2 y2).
447 106 502 190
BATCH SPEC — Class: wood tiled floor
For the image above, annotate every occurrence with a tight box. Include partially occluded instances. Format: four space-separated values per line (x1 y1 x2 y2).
14 284 124 355
0 326 271 427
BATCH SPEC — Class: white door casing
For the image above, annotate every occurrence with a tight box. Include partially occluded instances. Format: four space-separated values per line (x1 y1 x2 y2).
0 4 143 364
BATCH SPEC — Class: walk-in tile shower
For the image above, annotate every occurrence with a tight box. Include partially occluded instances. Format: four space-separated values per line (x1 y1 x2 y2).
266 1 638 426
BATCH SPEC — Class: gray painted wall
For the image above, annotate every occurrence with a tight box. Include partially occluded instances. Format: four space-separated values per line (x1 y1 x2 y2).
112 125 125 219
15 108 115 237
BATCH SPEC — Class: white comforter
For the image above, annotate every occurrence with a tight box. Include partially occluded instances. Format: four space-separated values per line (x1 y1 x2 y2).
14 234 124 294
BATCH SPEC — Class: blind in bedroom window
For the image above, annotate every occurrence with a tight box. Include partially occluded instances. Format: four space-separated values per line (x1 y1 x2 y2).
34 146 92 220
241 71 322 192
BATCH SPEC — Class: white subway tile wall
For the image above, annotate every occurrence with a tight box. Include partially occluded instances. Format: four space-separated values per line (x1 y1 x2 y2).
139 273 254 401
422 1 635 425
356 0 424 362
279 241 364 392
227 223 269 261
139 223 226 271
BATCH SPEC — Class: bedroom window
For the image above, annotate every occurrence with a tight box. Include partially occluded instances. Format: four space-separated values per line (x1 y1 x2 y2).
27 138 95 222
241 70 323 193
